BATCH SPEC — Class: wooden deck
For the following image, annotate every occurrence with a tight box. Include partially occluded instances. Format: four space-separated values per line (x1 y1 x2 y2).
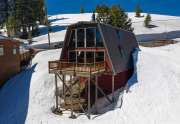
49 60 105 76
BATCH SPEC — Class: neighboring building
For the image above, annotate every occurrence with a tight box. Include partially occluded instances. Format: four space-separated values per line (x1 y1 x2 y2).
0 35 31 86
48 21 139 119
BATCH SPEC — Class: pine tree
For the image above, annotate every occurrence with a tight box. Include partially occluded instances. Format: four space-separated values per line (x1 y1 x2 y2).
96 4 110 24
110 5 133 32
6 15 16 37
135 4 142 17
144 14 151 27
96 5 133 32
6 0 46 38
80 6 85 13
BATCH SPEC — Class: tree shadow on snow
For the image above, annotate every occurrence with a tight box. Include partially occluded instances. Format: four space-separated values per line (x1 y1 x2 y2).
37 25 67 37
48 17 69 23
0 64 37 124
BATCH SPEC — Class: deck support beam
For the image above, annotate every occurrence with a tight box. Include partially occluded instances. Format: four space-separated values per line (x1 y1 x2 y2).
55 74 58 109
88 75 91 119
69 76 76 119
95 75 98 104
62 74 65 97
112 74 115 102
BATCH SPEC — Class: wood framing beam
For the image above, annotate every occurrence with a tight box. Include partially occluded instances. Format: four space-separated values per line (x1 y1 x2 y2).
112 75 115 102
55 74 58 109
69 76 76 119
95 75 98 103
62 75 65 97
88 76 91 119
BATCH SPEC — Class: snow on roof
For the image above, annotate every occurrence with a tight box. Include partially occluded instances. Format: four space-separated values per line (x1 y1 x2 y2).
0 35 8 40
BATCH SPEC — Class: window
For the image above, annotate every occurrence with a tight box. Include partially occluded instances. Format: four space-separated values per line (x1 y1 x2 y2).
86 28 95 47
69 30 75 49
0 45 4 56
77 29 85 47
86 52 94 63
96 52 104 62
68 51 76 62
96 30 104 47
77 51 85 63
13 45 17 55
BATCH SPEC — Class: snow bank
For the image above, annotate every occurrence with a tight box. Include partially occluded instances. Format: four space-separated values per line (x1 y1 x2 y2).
1 13 180 124
1 42 180 124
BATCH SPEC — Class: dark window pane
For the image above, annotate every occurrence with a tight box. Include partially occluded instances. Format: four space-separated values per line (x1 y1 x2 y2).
77 29 85 47
96 52 104 62
96 30 104 47
77 51 84 63
69 51 76 62
86 28 95 47
69 30 75 49
86 52 94 63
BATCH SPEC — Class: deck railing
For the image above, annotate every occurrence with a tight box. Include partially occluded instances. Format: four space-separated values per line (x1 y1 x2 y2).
48 60 105 74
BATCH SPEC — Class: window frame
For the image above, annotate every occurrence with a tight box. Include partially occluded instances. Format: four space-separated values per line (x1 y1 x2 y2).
0 45 4 56
86 27 96 48
95 29 104 48
76 28 85 48
13 45 17 55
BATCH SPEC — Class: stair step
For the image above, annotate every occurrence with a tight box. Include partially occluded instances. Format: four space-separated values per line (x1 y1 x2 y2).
64 98 86 105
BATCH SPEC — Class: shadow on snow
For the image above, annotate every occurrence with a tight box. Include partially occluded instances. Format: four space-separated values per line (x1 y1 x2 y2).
37 25 67 37
0 64 37 124
91 49 139 119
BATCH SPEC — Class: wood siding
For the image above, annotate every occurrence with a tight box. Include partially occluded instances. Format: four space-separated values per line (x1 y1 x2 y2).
0 40 20 86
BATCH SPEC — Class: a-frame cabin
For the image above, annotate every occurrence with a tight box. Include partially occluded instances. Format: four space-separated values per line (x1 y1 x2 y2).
49 21 138 119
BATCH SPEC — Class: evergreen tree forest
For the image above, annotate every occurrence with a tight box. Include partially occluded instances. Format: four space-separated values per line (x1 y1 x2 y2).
96 5 133 32
6 0 46 38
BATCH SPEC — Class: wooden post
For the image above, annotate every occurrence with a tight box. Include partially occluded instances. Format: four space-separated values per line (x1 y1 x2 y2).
47 28 51 48
84 28 87 48
112 74 115 102
70 81 73 117
95 75 98 104
75 29 78 67
69 76 76 119
84 51 86 65
62 75 65 97
88 75 91 119
94 51 96 69
55 74 58 109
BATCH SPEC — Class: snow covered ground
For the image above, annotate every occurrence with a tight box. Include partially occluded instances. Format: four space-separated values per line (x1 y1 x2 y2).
30 13 180 49
1 42 180 124
30 13 92 49
1 13 180 124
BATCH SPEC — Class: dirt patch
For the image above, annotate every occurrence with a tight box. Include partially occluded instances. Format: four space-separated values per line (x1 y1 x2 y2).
139 40 178 47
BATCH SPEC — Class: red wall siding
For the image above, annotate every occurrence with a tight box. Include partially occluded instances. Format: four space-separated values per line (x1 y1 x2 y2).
98 69 133 93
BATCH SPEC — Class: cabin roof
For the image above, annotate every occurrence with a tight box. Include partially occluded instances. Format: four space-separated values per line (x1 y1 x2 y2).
0 35 20 44
0 35 8 40
61 21 138 74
